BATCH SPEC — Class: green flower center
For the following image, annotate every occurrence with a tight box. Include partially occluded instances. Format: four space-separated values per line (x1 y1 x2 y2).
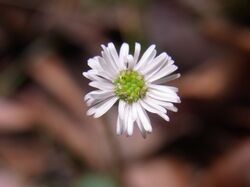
115 70 147 103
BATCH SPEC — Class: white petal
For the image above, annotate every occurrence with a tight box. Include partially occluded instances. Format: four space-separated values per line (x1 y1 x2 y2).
84 94 92 102
87 58 101 70
127 106 134 136
150 88 179 99
86 107 96 116
84 68 113 82
140 99 170 122
108 43 120 65
147 65 178 83
88 57 114 81
139 100 161 114
93 97 118 118
87 93 114 107
108 43 124 70
166 86 179 92
140 50 157 71
101 46 119 73
133 42 141 63
147 96 178 112
86 95 115 115
98 57 116 79
148 90 181 103
136 118 147 138
83 71 94 81
137 49 157 72
123 104 130 133
86 96 116 115
118 100 126 120
86 97 94 106
143 60 166 80
116 116 123 135
135 44 156 71
89 81 114 90
131 103 138 121
83 70 97 78
152 73 181 84
144 59 174 81
157 112 170 121
148 84 178 97
136 103 152 132
84 90 114 101
86 98 97 107
127 55 136 69
119 43 129 68
141 52 168 74
143 97 166 113
137 50 157 72
105 44 121 70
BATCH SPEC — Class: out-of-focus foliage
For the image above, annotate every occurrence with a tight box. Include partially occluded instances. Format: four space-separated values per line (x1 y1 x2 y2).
221 0 250 26
75 174 118 187
0 0 249 187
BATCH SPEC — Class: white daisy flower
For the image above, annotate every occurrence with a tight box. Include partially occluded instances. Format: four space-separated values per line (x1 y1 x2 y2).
83 42 180 137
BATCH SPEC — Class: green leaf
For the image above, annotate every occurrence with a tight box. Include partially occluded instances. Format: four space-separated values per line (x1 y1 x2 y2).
74 173 119 187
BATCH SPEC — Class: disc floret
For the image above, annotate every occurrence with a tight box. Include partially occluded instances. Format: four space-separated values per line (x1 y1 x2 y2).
115 70 147 103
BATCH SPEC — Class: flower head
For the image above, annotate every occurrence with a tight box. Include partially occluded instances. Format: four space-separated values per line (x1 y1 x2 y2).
83 42 180 137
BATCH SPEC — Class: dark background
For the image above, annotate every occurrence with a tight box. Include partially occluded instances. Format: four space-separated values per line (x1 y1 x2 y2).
0 0 249 187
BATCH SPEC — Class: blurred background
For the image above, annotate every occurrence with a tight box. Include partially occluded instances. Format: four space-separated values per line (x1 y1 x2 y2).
0 0 250 187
